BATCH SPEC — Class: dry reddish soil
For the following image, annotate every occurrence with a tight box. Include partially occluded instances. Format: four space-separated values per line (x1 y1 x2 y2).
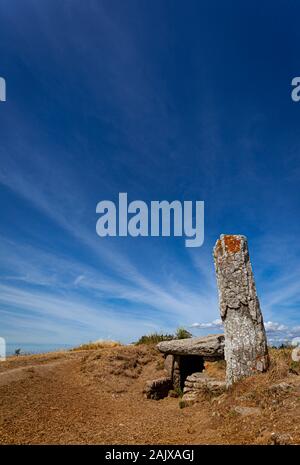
0 345 299 445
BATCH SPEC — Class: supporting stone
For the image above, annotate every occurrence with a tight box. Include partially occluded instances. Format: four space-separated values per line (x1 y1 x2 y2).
164 354 174 378
213 234 269 386
172 356 181 390
143 377 173 400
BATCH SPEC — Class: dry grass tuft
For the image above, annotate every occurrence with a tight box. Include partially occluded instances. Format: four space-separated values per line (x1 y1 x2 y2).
210 347 298 416
71 340 121 351
204 359 226 380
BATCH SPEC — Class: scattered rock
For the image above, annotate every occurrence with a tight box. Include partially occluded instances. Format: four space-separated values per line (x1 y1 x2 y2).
270 432 292 445
269 382 292 393
179 392 197 408
233 406 261 416
292 347 300 362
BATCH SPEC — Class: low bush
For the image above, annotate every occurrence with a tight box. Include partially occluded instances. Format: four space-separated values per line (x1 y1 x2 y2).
135 332 174 345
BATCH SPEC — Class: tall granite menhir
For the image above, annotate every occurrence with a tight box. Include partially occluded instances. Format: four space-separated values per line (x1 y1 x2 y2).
213 235 269 386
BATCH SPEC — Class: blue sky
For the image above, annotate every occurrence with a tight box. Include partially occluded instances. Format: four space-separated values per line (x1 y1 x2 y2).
0 0 300 346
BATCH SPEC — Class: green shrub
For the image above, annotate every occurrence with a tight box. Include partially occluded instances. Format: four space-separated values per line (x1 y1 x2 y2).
174 386 184 398
175 327 192 339
179 399 188 409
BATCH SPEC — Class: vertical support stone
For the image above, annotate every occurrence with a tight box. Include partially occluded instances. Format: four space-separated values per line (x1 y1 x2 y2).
172 356 181 390
213 234 269 386
164 354 174 378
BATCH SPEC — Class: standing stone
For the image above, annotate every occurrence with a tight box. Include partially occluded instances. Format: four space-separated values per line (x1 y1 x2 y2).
213 234 269 386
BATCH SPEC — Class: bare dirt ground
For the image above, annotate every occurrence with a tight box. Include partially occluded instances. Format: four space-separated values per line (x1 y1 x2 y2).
0 345 299 445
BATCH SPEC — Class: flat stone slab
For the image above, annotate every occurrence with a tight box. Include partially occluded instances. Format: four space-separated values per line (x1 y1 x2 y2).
157 334 224 360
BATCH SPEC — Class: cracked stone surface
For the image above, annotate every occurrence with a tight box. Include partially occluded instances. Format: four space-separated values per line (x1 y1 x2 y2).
213 234 269 386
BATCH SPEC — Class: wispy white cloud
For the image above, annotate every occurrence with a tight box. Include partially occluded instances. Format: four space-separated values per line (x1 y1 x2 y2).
0 282 168 344
0 234 219 342
190 317 300 345
264 320 300 344
191 318 222 329
73 274 85 286
264 321 288 332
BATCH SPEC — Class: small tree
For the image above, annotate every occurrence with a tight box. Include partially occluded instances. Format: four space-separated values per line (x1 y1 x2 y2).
175 327 192 339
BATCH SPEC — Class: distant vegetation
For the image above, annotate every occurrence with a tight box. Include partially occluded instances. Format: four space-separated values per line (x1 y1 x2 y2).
135 327 192 345
175 327 192 339
135 333 174 345
71 328 193 350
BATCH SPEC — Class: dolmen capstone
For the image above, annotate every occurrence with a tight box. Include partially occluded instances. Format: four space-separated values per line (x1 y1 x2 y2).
157 333 224 358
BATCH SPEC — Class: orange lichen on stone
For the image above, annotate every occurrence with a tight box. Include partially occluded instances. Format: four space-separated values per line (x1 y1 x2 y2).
224 235 241 254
